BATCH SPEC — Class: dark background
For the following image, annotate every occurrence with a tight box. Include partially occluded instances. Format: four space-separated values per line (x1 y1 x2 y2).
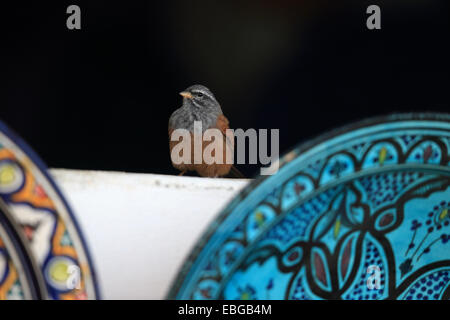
1 1 449 177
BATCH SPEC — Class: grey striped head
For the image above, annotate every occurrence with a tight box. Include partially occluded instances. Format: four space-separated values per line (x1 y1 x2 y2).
179 84 221 113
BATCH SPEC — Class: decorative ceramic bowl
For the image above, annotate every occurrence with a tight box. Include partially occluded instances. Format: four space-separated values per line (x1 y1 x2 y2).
0 120 99 300
168 113 450 300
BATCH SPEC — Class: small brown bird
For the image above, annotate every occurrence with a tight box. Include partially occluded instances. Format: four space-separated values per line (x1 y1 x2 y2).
168 84 243 178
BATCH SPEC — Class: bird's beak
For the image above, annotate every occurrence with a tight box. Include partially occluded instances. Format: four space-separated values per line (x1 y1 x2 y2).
179 91 193 99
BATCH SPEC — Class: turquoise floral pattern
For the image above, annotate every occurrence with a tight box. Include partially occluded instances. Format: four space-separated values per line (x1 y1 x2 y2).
169 114 450 300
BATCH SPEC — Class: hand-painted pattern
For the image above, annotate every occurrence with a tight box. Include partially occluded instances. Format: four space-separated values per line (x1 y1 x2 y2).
0 235 25 300
169 114 450 300
0 121 98 300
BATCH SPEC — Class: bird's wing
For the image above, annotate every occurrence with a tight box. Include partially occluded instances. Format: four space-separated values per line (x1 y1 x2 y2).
215 114 245 178
215 114 234 149
215 114 230 135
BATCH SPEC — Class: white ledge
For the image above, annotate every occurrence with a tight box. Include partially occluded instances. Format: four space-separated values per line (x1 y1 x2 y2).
49 169 250 299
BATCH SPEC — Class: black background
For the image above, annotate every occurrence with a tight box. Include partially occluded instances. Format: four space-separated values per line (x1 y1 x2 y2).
1 1 449 177
2 299 444 316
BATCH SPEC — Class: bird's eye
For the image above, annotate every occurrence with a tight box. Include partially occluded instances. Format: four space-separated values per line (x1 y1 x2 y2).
195 92 204 98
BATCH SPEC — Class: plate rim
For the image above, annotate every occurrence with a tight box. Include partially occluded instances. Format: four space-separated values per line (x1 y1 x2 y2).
166 112 450 299
0 119 101 299
0 197 46 299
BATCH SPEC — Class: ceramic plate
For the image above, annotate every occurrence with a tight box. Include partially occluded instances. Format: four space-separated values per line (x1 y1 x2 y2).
0 120 99 299
168 113 450 300
0 200 42 299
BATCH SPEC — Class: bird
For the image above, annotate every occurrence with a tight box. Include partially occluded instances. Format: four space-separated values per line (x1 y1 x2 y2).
168 84 244 178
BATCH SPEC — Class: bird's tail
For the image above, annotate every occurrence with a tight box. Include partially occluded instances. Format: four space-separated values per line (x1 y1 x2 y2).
228 165 246 179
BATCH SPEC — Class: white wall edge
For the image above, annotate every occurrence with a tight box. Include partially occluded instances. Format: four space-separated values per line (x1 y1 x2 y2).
49 168 250 299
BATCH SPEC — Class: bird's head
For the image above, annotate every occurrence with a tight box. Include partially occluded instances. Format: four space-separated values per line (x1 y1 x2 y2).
180 84 220 111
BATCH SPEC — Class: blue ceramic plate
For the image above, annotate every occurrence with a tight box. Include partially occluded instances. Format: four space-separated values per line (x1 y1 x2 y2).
0 120 99 300
168 113 450 300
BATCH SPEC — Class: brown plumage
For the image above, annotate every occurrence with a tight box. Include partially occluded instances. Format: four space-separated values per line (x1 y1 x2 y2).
168 85 243 178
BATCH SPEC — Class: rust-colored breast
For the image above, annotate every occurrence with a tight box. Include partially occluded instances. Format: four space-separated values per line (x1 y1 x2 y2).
168 115 233 177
